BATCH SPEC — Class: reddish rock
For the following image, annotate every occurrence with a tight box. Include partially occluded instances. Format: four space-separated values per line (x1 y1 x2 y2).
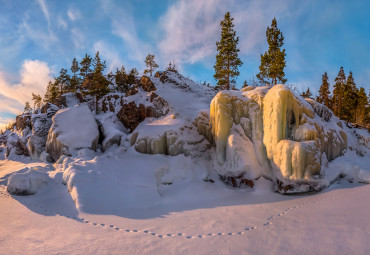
140 76 156 92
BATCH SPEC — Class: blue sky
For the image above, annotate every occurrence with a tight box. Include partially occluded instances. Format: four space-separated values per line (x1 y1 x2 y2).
0 0 370 129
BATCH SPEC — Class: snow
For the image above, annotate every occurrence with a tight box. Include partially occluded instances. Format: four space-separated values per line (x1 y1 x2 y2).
0 146 370 254
46 104 99 161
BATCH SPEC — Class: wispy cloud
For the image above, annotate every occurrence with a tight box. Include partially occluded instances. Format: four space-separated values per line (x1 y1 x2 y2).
67 8 82 22
93 41 125 72
99 0 150 66
36 0 51 26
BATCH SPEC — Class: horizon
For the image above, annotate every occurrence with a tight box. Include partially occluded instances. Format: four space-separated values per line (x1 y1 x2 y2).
1 0 370 130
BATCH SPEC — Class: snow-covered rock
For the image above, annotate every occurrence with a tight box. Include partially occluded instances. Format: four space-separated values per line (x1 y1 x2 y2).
7 167 50 195
46 104 99 161
28 113 52 159
96 113 128 151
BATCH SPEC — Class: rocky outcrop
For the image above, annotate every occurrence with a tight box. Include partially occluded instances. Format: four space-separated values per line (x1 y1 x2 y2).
117 92 169 132
140 76 156 92
16 114 31 131
46 104 99 161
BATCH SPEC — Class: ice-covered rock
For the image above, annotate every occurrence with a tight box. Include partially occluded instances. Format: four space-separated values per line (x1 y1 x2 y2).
5 132 30 157
209 85 349 193
46 104 99 161
96 113 128 151
210 87 270 180
7 167 50 195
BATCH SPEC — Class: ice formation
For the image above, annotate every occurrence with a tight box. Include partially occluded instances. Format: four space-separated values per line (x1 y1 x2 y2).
46 104 99 161
209 85 350 192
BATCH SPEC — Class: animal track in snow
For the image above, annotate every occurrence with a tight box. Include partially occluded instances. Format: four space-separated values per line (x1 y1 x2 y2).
0 184 368 240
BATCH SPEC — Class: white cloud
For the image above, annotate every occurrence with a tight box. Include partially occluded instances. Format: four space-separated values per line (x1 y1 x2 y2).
67 8 82 22
71 28 85 49
0 60 53 116
158 0 290 68
57 15 68 30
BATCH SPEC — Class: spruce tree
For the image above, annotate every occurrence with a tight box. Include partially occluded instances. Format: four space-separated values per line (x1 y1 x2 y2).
257 18 286 85
89 51 110 100
127 68 139 85
214 12 243 90
80 54 92 80
31 93 42 111
317 72 331 108
144 54 158 76
332 67 346 117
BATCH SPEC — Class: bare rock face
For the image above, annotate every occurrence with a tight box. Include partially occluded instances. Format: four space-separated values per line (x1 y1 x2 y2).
16 115 32 131
140 76 156 92
46 104 99 162
117 92 169 132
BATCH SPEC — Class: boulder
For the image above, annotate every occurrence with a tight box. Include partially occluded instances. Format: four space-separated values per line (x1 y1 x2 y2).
7 167 50 195
139 76 156 92
28 114 53 159
5 133 30 157
117 93 169 132
46 104 99 161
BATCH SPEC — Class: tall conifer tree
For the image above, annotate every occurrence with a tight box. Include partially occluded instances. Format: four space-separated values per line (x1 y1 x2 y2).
333 66 346 117
342 71 358 122
214 12 243 90
80 54 92 80
317 72 331 108
257 18 286 85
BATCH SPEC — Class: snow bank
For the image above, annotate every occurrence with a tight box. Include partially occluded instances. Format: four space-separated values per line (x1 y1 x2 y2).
7 166 51 195
46 104 99 161
96 113 128 151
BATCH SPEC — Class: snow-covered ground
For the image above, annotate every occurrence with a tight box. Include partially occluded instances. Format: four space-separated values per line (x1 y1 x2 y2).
1 146 369 254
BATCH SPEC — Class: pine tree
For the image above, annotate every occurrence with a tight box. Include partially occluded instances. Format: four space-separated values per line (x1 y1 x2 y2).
127 68 139 85
144 54 158 76
80 54 92 80
31 93 42 111
89 51 110 99
56 68 70 95
115 66 129 93
257 18 287 85
166 62 177 73
317 72 331 108
342 71 358 122
332 67 346 117
24 101 32 114
242 80 248 88
301 88 313 99
70 58 80 91
355 87 368 125
214 12 243 90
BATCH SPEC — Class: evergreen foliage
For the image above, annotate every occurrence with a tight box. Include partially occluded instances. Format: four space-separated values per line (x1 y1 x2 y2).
56 68 70 95
144 54 159 76
31 93 42 111
70 58 80 92
342 71 358 122
166 62 177 73
80 54 92 79
214 12 242 90
332 66 346 117
301 88 313 99
23 101 32 114
257 18 286 85
317 72 331 108
114 66 129 93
